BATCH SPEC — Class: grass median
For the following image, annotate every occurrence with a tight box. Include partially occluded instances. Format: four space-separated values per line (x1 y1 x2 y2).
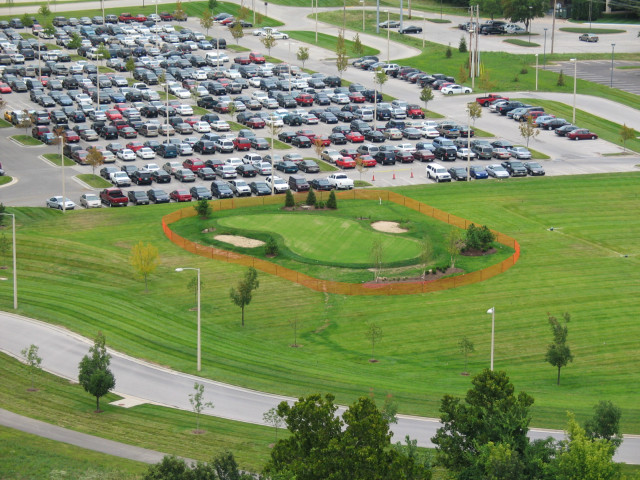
43 153 75 167
285 31 380 58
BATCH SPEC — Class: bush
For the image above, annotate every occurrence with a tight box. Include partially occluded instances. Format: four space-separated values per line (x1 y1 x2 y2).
445 46 452 58
315 200 325 209
326 191 337 209
557 70 565 87
465 224 496 251
265 237 278 256
459 36 467 53
520 67 528 74
194 199 211 218
284 190 295 208
306 188 317 206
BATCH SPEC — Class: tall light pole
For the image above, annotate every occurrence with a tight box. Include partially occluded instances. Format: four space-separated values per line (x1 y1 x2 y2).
385 10 390 62
315 0 318 43
376 0 379 34
486 307 495 371
528 6 532 44
0 212 17 310
610 43 615 87
571 58 577 124
361 0 365 32
422 14 425 48
535 54 538 91
543 28 547 69
175 267 201 372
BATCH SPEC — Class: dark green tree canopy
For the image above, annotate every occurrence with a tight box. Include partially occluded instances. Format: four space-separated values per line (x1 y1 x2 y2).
78 332 116 412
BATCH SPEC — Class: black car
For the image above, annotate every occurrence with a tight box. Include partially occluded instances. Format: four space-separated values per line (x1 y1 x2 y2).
283 114 302 126
236 164 258 177
100 126 118 139
193 141 216 154
448 167 468 181
291 136 311 148
524 162 545 176
364 131 385 143
319 112 338 124
127 190 150 205
278 131 297 143
276 161 299 173
140 105 158 118
329 132 347 145
210 180 233 198
131 170 153 185
399 25 422 34
376 109 391 121
147 188 170 203
554 125 579 137
249 181 271 196
374 151 396 165
298 160 320 173
152 169 172 183
190 186 213 200
309 178 334 191
197 167 217 180
122 165 138 179
501 160 527 177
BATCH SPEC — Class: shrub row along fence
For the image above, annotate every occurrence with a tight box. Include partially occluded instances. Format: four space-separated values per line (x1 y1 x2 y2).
162 190 520 296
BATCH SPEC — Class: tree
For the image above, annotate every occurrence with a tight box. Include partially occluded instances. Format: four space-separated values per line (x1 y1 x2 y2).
326 190 337 209
447 229 464 269
17 110 32 136
371 238 384 281
144 452 251 480
0 234 10 268
200 9 214 36
502 0 546 32
374 67 388 97
174 0 187 21
459 35 468 52
186 273 204 309
352 33 364 57
465 223 495 251
458 337 475 375
336 32 349 79
619 124 635 152
78 332 115 412
284 189 295 207
381 393 398 425
68 32 82 50
208 0 218 10
519 115 539 148
85 148 104 176
21 13 33 28
545 312 573 385
420 87 434 117
432 369 534 477
555 413 621 480
297 46 309 69
194 198 211 218
470 0 503 19
21 344 42 390
305 188 316 206
229 267 260 327
585 401 623 451
557 69 565 86
466 101 482 127
42 22 56 39
231 22 244 44
189 382 214 433
96 42 111 63
37 4 51 19
260 34 277 57
366 322 382 361
480 69 497 93
125 57 136 78
129 241 159 292
313 137 325 161
355 154 365 181
263 406 285 442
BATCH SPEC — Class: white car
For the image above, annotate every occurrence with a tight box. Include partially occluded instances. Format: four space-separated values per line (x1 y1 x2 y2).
423 127 440 139
331 93 350 104
441 84 473 95
456 148 476 159
117 148 136 161
172 88 192 99
178 143 194 156
79 193 101 209
142 163 160 172
327 173 354 190
175 104 194 116
193 70 207 81
46 196 76 210
225 157 244 168
193 121 211 133
110 171 131 186
321 149 342 164
266 175 290 193
257 161 272 175
396 143 417 153
265 116 284 128
136 147 156 159
300 113 319 125
262 98 278 109
193 86 209 97
211 120 230 131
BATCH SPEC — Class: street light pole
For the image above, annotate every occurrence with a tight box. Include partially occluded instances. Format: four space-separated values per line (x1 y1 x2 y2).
487 307 495 370
175 267 201 372
361 0 365 32
610 43 615 88
543 28 547 69
376 0 379 34
385 10 390 62
535 53 538 91
0 213 17 310
571 58 577 124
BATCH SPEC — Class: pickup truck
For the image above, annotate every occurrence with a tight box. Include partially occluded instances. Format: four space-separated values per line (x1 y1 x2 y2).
327 173 354 190
100 188 129 207
110 171 131 187
475 93 509 107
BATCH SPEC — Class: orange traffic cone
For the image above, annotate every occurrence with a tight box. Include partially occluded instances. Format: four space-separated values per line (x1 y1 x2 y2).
393 172 396 180
410 170 414 178
372 174 375 181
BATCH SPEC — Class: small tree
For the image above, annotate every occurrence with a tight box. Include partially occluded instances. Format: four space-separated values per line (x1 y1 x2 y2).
465 224 495 251
187 274 204 308
238 5 251 20
194 198 211 218
0 234 10 268
545 312 573 385
174 0 187 21
260 35 277 57
263 407 284 442
208 0 218 10
312 137 325 161
85 148 104 175
0 203 6 227
355 154 365 181
265 237 279 257
96 42 111 63
129 241 159 292
466 101 482 127
352 33 364 57
445 45 452 58
619 124 635 152
447 229 464 269
381 393 398 424
68 32 82 50
306 188 316 206
420 87 434 117
457 65 468 85
231 22 244 45
284 189 295 207
479 69 497 93
458 337 475 375
125 57 136 78
289 318 300 347
374 67 388 97
371 238 384 281
37 4 51 19
557 69 565 87
459 36 467 53
21 13 33 28
336 32 348 78
366 322 382 361
42 23 56 39
21 344 42 391
189 382 214 433
229 267 260 327
585 401 623 451
200 10 214 36
326 190 337 209
78 332 115 412
17 110 33 136
297 46 309 70
519 116 539 148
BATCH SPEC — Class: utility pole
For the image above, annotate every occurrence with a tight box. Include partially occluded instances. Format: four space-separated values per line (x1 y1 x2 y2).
551 0 557 54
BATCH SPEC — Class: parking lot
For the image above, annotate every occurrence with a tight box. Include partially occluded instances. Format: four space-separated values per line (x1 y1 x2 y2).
0 12 637 208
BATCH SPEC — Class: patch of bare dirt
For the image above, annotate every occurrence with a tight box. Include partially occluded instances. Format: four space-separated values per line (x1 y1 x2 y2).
461 247 497 256
370 221 408 233
214 235 265 248
365 267 465 285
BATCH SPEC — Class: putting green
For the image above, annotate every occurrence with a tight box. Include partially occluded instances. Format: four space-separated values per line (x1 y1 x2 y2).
217 214 422 264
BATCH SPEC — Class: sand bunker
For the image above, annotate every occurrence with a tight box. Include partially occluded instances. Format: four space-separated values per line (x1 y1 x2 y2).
214 235 265 248
370 221 408 233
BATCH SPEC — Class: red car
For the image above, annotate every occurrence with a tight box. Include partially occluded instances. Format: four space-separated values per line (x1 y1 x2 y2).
64 130 80 143
349 92 366 103
126 141 144 152
339 148 358 159
396 151 415 163
406 104 425 119
295 94 314 106
249 51 265 64
234 55 251 65
220 16 235 25
0 82 12 93
295 129 316 140
413 150 435 162
133 13 147 22
345 131 364 143
313 135 331 147
567 129 598 140
113 103 129 113
246 117 265 128
105 109 122 121
358 155 377 167
336 157 356 169
233 137 251 151
183 158 206 171
118 12 135 22
170 189 193 202
184 116 200 127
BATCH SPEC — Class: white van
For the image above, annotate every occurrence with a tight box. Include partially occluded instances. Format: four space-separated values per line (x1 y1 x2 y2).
205 52 229 65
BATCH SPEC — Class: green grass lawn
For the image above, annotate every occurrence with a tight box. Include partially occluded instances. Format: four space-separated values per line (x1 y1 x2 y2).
513 98 640 153
0 118 11 128
268 138 292 149
315 159 340 172
11 135 42 146
504 39 539 47
285 31 380 58
77 174 111 188
559 27 627 34
0 176 11 185
43 153 75 167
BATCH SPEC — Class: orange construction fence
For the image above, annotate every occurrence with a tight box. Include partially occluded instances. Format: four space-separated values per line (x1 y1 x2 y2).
162 190 520 296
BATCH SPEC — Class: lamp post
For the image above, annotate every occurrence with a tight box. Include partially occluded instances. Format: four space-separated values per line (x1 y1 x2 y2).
528 6 532 44
385 10 390 62
376 0 379 34
571 58 577 124
543 27 547 69
535 53 538 91
610 43 615 87
361 0 365 32
175 267 201 372
315 0 318 43
0 212 17 310
422 14 425 48
486 307 495 370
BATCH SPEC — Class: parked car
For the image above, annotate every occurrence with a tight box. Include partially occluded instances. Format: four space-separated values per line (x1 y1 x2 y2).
579 33 599 42
170 189 193 202
79 193 101 208
486 164 510 178
524 161 545 176
46 196 76 210
567 129 598 140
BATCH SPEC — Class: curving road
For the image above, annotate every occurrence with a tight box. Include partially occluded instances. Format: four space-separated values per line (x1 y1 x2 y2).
1 311 639 464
